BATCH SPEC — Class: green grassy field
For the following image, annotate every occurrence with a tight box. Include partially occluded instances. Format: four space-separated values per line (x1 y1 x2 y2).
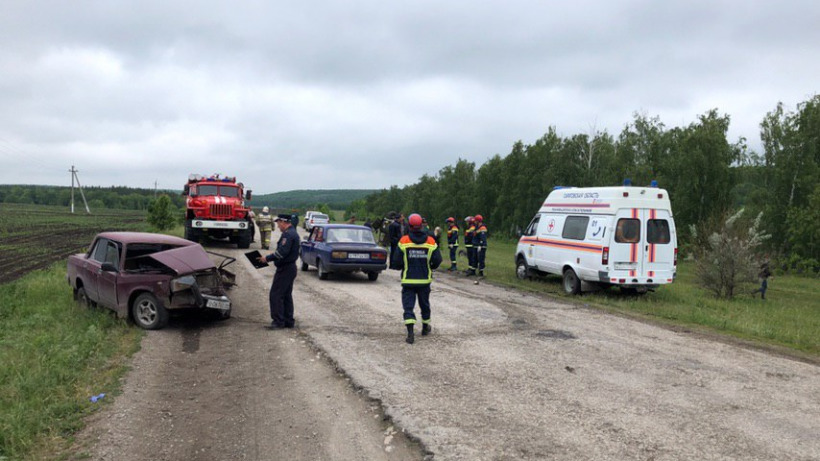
0 265 141 460
460 238 820 356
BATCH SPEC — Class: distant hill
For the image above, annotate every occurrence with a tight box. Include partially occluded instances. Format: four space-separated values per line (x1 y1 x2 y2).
0 184 377 212
248 189 377 210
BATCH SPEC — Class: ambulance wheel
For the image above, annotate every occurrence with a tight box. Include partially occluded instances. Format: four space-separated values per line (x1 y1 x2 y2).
515 258 531 280
562 268 581 295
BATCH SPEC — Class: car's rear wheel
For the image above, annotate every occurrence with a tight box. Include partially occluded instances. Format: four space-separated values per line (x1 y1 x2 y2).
562 268 581 295
131 293 169 330
367 271 379 281
301 259 309 271
317 260 329 280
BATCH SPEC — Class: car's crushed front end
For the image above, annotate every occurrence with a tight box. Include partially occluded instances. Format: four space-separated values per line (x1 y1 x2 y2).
138 245 234 315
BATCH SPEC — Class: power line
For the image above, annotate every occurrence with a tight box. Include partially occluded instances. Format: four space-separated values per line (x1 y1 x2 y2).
0 136 62 172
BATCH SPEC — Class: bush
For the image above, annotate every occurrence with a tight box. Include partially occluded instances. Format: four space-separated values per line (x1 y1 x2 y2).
147 194 176 231
692 209 771 299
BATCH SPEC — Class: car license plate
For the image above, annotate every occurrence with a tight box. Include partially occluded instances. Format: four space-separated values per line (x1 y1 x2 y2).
348 253 369 260
206 298 231 310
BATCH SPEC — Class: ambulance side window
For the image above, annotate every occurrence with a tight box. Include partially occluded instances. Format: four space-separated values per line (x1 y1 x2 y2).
615 219 640 243
647 219 671 244
523 216 540 237
562 216 589 240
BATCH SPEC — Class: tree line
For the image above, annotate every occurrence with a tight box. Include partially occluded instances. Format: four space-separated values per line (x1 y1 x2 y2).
0 185 187 210
350 96 820 273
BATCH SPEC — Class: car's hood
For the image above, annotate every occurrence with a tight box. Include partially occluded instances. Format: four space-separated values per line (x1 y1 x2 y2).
147 245 215 275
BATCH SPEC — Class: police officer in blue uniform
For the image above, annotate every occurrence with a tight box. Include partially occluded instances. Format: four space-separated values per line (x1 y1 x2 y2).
258 214 301 329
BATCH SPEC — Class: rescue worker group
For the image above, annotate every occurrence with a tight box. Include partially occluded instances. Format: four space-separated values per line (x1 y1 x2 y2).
255 209 488 345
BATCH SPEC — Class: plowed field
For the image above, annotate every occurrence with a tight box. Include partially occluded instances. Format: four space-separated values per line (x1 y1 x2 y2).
0 204 148 284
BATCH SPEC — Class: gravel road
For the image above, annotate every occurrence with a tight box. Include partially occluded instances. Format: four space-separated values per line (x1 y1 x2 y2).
74 228 820 460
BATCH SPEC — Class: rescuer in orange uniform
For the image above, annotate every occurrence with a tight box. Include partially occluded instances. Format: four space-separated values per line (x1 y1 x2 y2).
473 214 488 276
445 217 459 271
392 213 442 344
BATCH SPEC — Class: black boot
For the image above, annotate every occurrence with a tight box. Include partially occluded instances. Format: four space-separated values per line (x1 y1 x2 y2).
421 323 431 336
405 324 415 344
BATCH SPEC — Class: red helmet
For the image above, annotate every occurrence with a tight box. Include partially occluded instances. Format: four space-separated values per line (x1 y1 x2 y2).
408 213 423 229
445 217 454 223
474 214 483 222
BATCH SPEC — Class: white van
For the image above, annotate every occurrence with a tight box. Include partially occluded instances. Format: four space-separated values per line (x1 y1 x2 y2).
515 184 677 294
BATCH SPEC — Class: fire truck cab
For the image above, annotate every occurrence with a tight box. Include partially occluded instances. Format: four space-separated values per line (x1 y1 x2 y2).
182 174 255 248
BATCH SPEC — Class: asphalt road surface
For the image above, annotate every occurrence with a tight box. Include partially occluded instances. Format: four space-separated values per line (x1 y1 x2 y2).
74 227 820 460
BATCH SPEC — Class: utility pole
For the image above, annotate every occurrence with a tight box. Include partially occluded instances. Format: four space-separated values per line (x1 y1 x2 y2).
69 165 91 214
70 165 76 213
154 180 158 198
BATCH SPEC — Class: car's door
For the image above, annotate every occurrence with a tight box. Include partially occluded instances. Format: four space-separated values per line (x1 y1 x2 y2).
96 240 121 308
301 227 319 266
84 238 109 302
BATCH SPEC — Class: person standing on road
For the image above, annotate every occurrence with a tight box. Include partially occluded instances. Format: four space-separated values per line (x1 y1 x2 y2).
474 215 488 277
387 212 404 270
463 216 476 276
258 214 301 329
255 206 274 249
445 217 459 272
392 213 442 344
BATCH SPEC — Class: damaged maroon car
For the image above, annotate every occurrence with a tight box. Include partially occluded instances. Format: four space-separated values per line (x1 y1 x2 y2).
67 232 236 330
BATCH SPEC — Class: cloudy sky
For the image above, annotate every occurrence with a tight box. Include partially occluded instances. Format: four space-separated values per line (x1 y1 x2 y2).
1 1 818 194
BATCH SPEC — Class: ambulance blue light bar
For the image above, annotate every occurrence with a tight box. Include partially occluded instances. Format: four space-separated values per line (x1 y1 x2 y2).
623 178 632 186
650 180 658 187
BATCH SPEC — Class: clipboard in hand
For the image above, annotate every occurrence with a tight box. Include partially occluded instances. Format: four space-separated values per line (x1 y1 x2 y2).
245 250 269 269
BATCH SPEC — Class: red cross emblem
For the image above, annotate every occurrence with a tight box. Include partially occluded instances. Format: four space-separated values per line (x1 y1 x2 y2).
547 219 555 232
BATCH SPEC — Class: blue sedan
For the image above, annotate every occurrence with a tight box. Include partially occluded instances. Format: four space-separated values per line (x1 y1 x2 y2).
300 224 388 281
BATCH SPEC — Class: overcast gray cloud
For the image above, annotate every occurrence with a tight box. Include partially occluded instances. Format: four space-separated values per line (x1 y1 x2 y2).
1 0 818 193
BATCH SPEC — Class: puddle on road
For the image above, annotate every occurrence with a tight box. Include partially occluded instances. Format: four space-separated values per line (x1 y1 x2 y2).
182 326 203 353
535 329 576 340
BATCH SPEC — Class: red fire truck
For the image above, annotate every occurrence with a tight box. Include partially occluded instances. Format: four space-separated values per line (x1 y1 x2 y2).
182 174 255 248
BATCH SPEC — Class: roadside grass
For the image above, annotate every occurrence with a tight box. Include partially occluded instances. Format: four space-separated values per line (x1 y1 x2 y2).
459 238 820 356
0 265 142 460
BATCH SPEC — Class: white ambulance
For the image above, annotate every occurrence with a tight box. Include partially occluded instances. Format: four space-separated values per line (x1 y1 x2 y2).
515 183 677 294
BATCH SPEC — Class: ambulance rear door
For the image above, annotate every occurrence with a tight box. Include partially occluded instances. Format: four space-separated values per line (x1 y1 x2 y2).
610 208 644 281
644 208 676 283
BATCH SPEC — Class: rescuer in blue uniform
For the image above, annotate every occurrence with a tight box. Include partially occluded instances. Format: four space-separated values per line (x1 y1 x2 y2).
463 216 476 276
445 217 459 271
392 213 442 344
474 214 487 276
257 214 301 329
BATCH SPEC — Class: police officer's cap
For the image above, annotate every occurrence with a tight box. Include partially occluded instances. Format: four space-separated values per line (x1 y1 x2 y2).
274 214 292 223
